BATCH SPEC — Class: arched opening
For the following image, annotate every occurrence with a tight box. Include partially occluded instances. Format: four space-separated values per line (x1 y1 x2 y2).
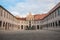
32 25 36 30
0 21 2 27
25 26 29 30
58 21 60 26
37 25 39 29
21 25 23 29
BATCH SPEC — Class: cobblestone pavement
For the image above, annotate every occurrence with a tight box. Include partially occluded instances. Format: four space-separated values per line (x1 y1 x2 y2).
0 30 60 40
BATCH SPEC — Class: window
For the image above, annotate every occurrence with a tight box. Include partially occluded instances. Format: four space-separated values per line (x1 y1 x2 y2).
0 9 2 16
54 11 56 17
52 12 53 18
4 11 6 17
58 8 60 15
7 12 8 18
29 21 31 23
56 10 58 16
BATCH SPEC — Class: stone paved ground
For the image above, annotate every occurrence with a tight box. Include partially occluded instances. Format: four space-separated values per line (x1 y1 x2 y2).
0 30 60 40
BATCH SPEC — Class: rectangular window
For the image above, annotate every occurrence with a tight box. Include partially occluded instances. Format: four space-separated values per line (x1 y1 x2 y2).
58 8 60 15
4 11 6 17
6 12 8 18
0 8 2 16
52 13 54 18
55 11 56 17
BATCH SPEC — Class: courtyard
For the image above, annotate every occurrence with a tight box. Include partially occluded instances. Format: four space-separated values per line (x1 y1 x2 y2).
0 30 60 40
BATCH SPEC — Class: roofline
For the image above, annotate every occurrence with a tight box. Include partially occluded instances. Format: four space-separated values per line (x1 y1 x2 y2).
0 5 16 18
0 2 60 21
42 2 60 20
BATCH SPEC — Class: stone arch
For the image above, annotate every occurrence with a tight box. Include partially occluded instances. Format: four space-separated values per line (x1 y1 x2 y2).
25 25 29 30
32 25 36 30
37 25 39 29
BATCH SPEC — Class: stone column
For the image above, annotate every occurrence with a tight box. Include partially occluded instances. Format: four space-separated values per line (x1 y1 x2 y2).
11 24 13 30
7 23 9 30
39 25 40 30
1 21 3 28
52 23 53 28
8 23 9 30
9 24 11 30
36 25 37 30
20 25 21 30
1 21 4 30
9 23 11 30
57 21 59 27
23 25 24 30
51 23 52 27
5 23 7 30
54 22 56 28
12 24 14 30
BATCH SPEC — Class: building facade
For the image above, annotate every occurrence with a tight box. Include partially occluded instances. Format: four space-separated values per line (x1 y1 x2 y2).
0 2 60 30
0 6 20 30
17 13 47 30
41 2 60 30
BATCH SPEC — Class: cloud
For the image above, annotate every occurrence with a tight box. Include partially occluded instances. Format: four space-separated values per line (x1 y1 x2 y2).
7 0 60 17
9 2 41 17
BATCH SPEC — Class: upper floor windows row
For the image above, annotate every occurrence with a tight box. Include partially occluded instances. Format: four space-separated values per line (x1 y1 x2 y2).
42 7 60 23
20 21 29 24
0 8 2 16
58 7 60 15
0 7 17 22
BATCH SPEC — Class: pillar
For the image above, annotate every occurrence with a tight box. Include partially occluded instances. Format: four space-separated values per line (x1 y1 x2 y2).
1 21 3 28
36 25 37 30
23 25 25 30
54 22 56 28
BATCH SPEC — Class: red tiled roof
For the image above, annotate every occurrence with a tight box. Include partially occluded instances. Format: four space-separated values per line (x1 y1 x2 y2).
16 18 26 21
16 14 48 21
34 14 48 20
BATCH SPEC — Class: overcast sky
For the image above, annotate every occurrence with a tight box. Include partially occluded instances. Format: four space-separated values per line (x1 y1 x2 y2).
0 0 60 17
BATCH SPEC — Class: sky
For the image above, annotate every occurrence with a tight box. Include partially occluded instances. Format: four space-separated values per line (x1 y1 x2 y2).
0 0 60 17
